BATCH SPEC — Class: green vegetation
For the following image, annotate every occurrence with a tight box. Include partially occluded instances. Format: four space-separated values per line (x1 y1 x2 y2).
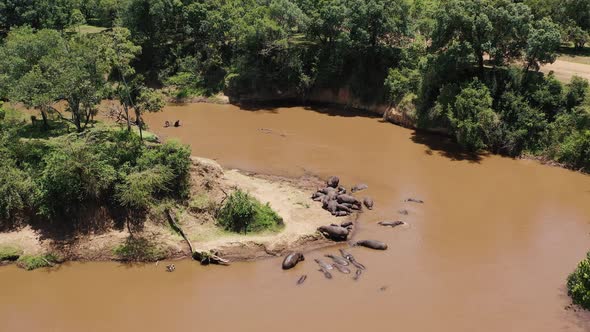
113 236 165 262
0 246 23 261
16 253 60 270
0 0 589 171
567 251 590 310
217 189 283 234
0 110 191 225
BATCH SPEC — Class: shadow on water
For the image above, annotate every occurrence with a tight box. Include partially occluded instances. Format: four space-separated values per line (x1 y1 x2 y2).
236 100 382 119
410 130 486 163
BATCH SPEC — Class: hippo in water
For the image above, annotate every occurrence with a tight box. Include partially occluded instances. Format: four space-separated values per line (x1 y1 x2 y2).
339 248 366 270
282 252 305 270
174 120 181 127
166 264 176 272
405 198 424 203
325 254 349 266
363 197 374 210
327 176 340 188
297 275 307 285
378 221 405 228
333 263 351 274
314 259 333 271
164 121 171 128
318 225 349 241
351 184 368 193
354 240 388 250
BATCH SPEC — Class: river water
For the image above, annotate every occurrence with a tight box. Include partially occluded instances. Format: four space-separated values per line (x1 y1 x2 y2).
1 104 590 332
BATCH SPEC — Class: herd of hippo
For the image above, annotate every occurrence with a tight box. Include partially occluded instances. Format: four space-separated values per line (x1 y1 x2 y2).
311 176 373 217
282 175 424 283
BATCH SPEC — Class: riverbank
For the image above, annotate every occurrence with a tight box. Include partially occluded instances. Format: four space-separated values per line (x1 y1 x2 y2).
0 156 342 268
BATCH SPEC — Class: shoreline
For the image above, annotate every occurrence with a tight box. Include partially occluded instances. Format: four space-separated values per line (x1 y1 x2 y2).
0 157 355 269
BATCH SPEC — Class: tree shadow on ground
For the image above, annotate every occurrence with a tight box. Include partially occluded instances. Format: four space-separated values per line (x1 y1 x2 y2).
27 204 147 247
410 130 487 163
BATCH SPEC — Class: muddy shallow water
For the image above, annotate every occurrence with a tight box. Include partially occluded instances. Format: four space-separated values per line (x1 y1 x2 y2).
2 104 590 332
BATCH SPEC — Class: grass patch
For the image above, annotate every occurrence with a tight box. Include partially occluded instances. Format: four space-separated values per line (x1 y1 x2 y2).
114 236 166 262
567 251 590 310
0 246 23 261
75 25 108 35
16 253 60 270
558 45 590 65
189 193 217 213
217 189 283 234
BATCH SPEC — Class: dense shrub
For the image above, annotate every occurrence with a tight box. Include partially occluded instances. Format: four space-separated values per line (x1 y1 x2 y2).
38 138 117 218
448 79 500 151
116 166 173 210
218 189 283 234
567 251 590 310
0 160 36 220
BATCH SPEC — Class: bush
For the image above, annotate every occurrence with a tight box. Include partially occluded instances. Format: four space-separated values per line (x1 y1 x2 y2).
38 138 117 218
567 251 590 310
217 189 283 234
116 165 173 210
448 79 500 151
137 140 191 198
0 160 36 220
114 236 165 262
16 253 60 270
0 246 23 261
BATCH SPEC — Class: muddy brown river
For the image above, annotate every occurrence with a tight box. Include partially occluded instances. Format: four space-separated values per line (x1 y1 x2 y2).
2 104 590 332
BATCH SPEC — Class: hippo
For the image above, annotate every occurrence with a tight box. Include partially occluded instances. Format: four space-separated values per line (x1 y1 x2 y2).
405 198 424 203
319 268 333 279
339 248 366 270
378 221 405 228
351 184 368 193
326 200 338 214
363 197 374 210
354 240 388 250
327 176 340 188
334 211 349 217
337 186 347 195
353 269 363 281
297 275 307 285
314 259 333 271
318 225 349 241
333 263 351 274
336 204 352 213
312 195 324 202
325 254 349 266
337 194 359 205
282 252 305 270
311 191 324 199
340 221 354 228
320 187 337 195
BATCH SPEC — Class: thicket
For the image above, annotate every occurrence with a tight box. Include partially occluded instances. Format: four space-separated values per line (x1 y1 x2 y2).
0 111 191 226
567 251 590 310
217 189 283 234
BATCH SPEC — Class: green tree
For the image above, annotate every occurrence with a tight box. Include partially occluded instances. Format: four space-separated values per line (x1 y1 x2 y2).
448 79 499 151
0 27 64 128
133 87 165 140
524 18 561 73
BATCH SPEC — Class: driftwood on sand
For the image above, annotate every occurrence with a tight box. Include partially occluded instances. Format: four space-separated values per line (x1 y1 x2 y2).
165 208 229 265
